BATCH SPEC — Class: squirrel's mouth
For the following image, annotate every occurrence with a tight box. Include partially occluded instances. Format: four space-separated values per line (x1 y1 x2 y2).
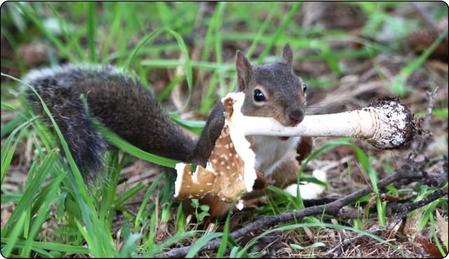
283 117 303 127
277 120 302 140
278 136 290 141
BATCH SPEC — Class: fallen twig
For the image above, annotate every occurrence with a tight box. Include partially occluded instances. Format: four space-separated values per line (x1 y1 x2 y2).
390 188 448 219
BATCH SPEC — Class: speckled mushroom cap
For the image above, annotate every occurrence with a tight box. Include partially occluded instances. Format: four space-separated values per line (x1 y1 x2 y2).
174 92 257 208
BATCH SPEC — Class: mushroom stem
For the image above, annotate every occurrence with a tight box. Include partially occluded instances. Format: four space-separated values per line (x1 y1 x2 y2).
241 110 376 138
227 93 414 149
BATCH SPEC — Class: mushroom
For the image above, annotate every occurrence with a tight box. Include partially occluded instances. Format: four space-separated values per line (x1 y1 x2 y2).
174 92 416 210
174 96 257 208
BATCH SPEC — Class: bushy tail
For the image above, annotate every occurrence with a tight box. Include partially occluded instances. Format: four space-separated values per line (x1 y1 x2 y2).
22 64 226 181
24 66 107 178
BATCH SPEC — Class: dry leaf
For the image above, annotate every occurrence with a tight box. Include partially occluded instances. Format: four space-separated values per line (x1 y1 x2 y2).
402 208 423 239
417 234 442 257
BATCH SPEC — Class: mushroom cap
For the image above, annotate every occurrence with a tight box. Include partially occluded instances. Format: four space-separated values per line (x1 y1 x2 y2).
174 92 257 207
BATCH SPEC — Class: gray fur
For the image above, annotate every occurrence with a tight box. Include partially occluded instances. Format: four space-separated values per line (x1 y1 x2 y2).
24 64 197 179
237 51 306 126
235 46 308 178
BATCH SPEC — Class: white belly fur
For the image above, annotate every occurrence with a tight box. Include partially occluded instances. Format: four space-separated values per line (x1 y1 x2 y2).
247 135 301 175
247 136 326 199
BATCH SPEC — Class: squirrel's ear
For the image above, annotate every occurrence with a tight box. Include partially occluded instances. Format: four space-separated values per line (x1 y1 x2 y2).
235 50 252 91
282 44 293 66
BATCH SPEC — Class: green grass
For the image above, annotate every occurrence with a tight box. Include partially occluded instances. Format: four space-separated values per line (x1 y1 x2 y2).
390 29 448 96
1 2 447 257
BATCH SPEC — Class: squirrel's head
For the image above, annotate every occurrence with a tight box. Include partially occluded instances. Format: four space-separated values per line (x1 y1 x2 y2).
235 44 307 127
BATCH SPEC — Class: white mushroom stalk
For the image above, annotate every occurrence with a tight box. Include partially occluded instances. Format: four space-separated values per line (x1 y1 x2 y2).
228 92 415 149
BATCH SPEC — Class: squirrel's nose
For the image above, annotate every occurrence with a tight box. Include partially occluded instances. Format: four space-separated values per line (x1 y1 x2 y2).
288 108 304 125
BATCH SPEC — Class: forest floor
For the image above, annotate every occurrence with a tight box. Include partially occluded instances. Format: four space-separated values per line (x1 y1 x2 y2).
1 2 448 258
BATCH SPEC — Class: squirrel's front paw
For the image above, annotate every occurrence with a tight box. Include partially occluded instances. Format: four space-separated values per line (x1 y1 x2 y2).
253 170 274 190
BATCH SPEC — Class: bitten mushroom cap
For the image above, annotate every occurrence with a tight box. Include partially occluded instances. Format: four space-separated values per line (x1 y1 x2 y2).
174 92 257 208
222 93 257 192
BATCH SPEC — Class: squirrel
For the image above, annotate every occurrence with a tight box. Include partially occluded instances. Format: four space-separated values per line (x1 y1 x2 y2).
24 44 313 215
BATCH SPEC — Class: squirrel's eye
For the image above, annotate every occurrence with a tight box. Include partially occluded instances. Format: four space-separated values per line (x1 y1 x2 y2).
253 89 266 102
302 84 308 93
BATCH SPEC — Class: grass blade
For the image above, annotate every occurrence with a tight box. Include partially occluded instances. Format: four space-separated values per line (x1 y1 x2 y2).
186 232 222 258
1 150 59 238
19 3 76 61
124 28 193 108
118 233 142 257
134 174 163 228
96 122 178 168
0 113 27 139
1 116 35 184
390 29 448 95
86 2 97 62
114 183 145 209
216 211 232 257
2 212 27 257
258 2 301 61
150 231 197 257
20 173 66 257
1 238 89 255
